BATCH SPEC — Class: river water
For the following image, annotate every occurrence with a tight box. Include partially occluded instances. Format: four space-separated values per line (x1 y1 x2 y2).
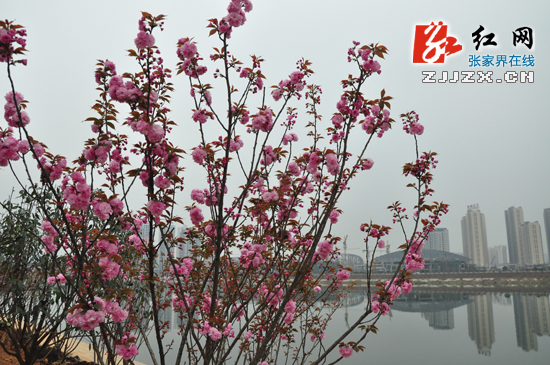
320 290 550 365
134 290 550 364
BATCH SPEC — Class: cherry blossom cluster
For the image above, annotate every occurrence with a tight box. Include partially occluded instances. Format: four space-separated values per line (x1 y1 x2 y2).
331 96 391 139
4 91 29 128
405 238 425 271
371 276 413 316
109 75 143 103
94 60 116 84
41 219 59 253
176 38 207 78
61 172 91 211
361 104 391 138
168 257 194 280
216 0 253 38
251 107 274 133
198 321 234 341
272 68 308 101
403 151 438 182
361 157 374 170
360 222 391 242
402 110 424 135
237 56 265 94
0 20 27 65
66 297 128 331
116 333 139 360
98 256 121 281
239 241 267 268
0 127 29 166
347 41 382 75
339 346 354 358
315 240 335 261
46 273 66 285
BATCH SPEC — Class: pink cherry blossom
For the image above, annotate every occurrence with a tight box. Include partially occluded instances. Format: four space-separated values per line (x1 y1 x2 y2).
62 172 91 210
191 189 206 204
147 200 166 221
325 153 339 175
329 210 339 224
116 344 139 360
154 175 171 189
316 240 334 261
4 91 30 128
99 256 120 280
177 41 197 59
56 273 66 284
134 31 155 49
339 346 353 358
192 147 207 164
93 201 112 221
190 206 204 225
362 158 374 170
409 122 424 135
336 269 350 281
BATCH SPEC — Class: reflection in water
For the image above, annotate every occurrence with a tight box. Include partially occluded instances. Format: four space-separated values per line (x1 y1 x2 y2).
421 311 454 330
389 291 550 357
513 293 550 351
467 294 495 356
492 292 512 306
140 291 550 363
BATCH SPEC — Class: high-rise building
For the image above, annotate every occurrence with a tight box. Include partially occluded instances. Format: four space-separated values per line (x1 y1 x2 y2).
505 206 524 264
426 228 450 252
139 223 153 243
521 221 544 265
461 204 490 267
505 207 545 266
489 245 508 266
544 208 550 262
176 225 194 258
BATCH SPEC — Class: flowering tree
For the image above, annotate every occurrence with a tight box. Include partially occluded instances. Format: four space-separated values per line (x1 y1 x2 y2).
0 189 81 365
0 1 448 365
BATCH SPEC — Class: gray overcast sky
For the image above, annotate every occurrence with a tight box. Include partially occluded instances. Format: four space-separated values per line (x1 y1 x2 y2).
2 0 549 258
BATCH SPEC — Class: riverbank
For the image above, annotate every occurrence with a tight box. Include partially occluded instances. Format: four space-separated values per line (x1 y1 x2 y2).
0 331 147 365
344 271 550 292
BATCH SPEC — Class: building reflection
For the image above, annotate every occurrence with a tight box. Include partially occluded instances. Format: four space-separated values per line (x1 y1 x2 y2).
392 292 496 356
393 292 469 331
513 293 550 351
421 310 454 330
393 291 550 356
467 293 495 356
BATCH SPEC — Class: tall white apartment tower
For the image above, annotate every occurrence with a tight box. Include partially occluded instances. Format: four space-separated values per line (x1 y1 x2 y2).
521 221 544 265
544 208 550 263
461 204 490 267
505 206 525 264
427 228 450 252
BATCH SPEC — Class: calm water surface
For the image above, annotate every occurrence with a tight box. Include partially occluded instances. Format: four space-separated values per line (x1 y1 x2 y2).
134 291 550 364
320 291 550 365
